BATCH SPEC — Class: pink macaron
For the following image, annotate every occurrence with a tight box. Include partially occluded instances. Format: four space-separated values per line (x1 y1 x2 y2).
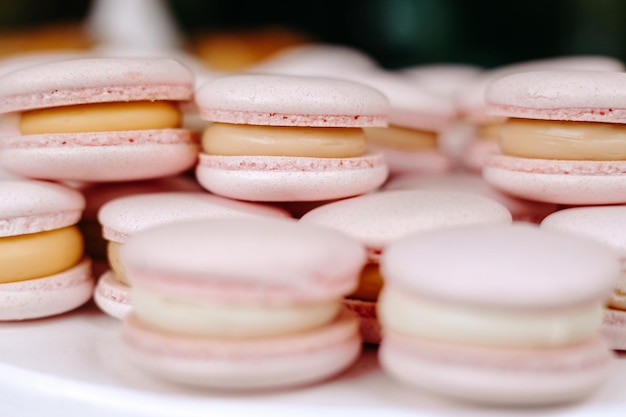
120 217 365 390
95 191 291 319
299 189 512 344
0 57 198 182
483 70 626 204
0 180 93 320
540 206 626 350
378 223 618 405
194 73 390 201
384 172 559 223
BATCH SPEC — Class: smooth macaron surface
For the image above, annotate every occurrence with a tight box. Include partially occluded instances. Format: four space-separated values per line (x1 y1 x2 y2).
381 223 620 309
194 73 390 127
121 218 366 302
0 58 194 113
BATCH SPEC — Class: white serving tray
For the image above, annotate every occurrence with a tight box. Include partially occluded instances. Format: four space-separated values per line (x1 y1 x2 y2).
0 302 625 417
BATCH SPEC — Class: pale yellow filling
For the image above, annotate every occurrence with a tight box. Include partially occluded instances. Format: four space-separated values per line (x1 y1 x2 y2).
20 101 182 134
363 125 437 150
107 241 128 285
349 263 384 301
378 288 603 348
132 286 342 338
607 272 626 309
0 226 83 283
499 118 626 160
201 122 366 157
477 122 504 142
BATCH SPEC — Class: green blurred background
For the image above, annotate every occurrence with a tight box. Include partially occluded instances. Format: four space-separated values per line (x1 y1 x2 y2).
1 0 625 69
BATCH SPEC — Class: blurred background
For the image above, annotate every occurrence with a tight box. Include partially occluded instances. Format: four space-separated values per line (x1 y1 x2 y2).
1 0 625 70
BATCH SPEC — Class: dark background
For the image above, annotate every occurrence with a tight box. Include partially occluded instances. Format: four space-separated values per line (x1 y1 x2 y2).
1 0 625 70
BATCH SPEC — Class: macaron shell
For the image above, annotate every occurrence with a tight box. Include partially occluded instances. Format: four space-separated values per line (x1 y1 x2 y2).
0 179 85 237
603 308 626 351
1 130 198 182
0 58 194 113
343 298 380 345
380 330 614 405
462 139 500 172
195 74 389 128
365 144 454 176
484 155 626 205
122 310 361 390
196 153 388 202
0 257 93 320
93 270 131 320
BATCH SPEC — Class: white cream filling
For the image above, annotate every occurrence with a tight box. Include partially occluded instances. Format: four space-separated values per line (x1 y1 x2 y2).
608 271 626 309
378 288 603 348
132 286 341 338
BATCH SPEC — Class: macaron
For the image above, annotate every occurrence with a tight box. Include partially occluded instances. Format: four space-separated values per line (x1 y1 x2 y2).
194 73 390 201
299 189 512 344
484 70 626 204
384 172 558 223
0 180 93 320
378 223 618 405
540 206 626 350
120 218 364 390
0 57 198 182
95 192 291 319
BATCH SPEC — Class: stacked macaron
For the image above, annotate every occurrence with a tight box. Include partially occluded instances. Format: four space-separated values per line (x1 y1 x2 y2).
0 180 93 320
484 70 626 204
300 189 512 343
120 217 365 389
378 223 619 405
194 73 390 201
0 57 198 182
95 192 291 319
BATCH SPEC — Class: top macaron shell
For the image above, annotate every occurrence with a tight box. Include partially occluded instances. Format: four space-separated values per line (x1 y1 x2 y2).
98 191 291 242
299 189 512 258
0 180 85 237
121 218 366 303
0 58 194 114
486 71 626 123
194 74 390 127
381 223 620 309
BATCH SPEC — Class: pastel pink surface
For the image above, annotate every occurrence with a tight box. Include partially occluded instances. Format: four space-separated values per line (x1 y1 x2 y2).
0 58 194 113
486 71 626 123
122 310 361 390
194 74 390 127
366 144 454 176
483 154 626 205
0 179 85 237
121 218 365 303
196 153 388 202
384 172 558 223
99 191 290 243
0 258 93 320
401 64 483 100
343 298 380 345
380 330 614 405
0 129 198 182
461 139 500 172
381 223 620 309
300 189 512 260
603 308 626 351
93 270 131 320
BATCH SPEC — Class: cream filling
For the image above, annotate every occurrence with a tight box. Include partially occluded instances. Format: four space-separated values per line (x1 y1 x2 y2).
20 101 182 134
378 288 603 348
499 118 626 160
202 122 366 157
607 271 626 309
477 122 504 142
363 125 437 151
107 241 128 285
132 286 342 338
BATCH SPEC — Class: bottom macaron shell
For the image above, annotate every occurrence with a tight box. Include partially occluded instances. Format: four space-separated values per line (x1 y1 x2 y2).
122 310 362 390
379 331 614 406
366 144 454 176
343 298 381 345
484 155 626 205
0 130 198 182
0 257 94 320
93 270 132 320
602 308 626 351
196 153 388 201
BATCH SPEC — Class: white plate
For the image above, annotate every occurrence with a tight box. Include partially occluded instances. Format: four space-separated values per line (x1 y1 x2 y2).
0 302 625 417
